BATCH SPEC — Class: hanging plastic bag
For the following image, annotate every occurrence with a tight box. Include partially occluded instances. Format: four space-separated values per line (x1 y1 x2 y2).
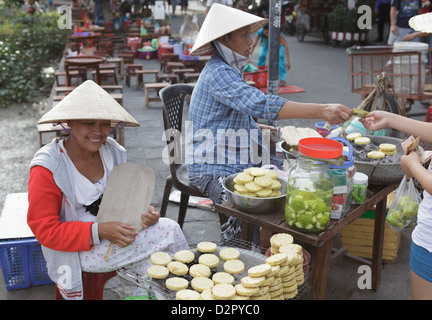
386 175 421 231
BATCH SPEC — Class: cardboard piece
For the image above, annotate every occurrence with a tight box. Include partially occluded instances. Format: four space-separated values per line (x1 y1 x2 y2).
0 193 34 240
97 163 155 260
97 163 155 231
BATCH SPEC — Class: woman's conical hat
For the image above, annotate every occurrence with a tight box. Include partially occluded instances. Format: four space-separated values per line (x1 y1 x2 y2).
38 80 139 127
189 3 268 56
409 12 432 33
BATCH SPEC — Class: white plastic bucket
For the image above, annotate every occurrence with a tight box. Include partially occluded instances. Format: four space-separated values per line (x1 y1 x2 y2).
173 43 184 56
392 41 429 94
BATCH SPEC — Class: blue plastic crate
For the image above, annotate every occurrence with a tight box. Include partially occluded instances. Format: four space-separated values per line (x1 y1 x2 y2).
0 238 53 290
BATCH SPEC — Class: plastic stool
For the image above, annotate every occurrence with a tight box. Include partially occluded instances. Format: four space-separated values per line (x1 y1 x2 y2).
425 106 432 122
55 270 117 300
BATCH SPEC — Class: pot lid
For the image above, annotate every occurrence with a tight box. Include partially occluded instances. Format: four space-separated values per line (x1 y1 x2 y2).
298 137 343 159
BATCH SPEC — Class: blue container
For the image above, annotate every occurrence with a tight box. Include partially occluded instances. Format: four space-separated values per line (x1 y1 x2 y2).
0 238 52 290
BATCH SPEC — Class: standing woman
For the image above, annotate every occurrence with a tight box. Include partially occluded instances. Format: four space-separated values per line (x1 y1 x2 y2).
251 23 291 87
27 80 189 299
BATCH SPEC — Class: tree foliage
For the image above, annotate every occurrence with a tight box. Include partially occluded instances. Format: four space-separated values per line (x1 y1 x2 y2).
0 7 68 107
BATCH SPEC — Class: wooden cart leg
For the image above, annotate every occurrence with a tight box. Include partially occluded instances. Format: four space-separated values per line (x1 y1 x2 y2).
240 221 254 242
310 240 332 300
371 196 387 291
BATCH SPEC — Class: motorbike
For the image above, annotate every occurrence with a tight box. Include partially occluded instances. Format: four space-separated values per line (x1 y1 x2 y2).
247 0 269 18
281 0 297 35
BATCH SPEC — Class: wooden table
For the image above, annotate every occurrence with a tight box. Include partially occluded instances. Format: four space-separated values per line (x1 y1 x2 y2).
69 32 102 48
215 183 398 300
65 56 105 85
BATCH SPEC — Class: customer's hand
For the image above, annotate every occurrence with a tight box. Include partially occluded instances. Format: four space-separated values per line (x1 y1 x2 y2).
141 205 160 229
401 151 421 179
98 222 138 248
320 104 352 125
359 110 391 131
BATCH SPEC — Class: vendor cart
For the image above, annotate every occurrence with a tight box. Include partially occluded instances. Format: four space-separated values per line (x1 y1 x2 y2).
294 0 338 43
348 45 432 115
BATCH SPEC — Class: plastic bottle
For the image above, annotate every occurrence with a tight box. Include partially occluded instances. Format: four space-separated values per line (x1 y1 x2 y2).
352 172 368 204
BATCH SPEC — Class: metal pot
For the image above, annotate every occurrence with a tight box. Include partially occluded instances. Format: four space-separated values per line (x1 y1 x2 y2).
352 135 404 185
222 173 287 214
277 141 296 160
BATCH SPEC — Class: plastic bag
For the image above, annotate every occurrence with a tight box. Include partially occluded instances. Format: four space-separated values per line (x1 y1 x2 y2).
244 63 259 72
386 175 421 231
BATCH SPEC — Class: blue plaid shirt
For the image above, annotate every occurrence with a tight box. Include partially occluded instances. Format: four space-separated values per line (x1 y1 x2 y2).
186 51 288 177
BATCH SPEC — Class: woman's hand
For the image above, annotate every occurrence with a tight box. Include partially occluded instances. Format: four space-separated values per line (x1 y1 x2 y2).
98 222 138 248
320 104 352 125
141 205 160 229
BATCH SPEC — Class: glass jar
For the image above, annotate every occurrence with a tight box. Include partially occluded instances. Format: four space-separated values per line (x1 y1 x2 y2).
352 172 368 204
285 157 334 232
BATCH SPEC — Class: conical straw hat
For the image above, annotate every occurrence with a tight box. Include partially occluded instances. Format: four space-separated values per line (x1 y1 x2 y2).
38 80 139 127
189 3 268 56
409 12 432 33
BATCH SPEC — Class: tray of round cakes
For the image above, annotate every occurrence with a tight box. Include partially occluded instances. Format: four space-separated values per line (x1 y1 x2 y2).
117 235 310 300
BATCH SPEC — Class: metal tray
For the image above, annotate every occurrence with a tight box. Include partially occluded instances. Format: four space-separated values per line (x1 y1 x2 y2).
117 238 310 300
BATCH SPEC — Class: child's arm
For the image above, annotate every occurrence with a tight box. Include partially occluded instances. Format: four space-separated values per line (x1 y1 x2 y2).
401 152 432 195
362 111 432 144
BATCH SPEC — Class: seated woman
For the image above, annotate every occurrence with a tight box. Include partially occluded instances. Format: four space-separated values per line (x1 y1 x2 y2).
27 80 189 300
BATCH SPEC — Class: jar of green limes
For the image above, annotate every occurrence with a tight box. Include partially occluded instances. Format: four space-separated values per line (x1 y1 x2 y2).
285 157 334 232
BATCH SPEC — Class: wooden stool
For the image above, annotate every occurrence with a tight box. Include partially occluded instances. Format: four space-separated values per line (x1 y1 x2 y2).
92 68 118 85
166 62 185 74
125 64 143 87
173 68 195 82
184 72 200 83
55 270 117 300
107 57 124 80
135 69 158 88
118 52 134 65
157 73 178 84
144 82 170 108
54 93 122 104
54 71 66 86
37 123 68 147
160 53 179 72
98 42 113 57
55 85 123 95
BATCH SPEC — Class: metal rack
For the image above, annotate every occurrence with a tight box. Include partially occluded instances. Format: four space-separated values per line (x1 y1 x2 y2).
115 238 311 300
